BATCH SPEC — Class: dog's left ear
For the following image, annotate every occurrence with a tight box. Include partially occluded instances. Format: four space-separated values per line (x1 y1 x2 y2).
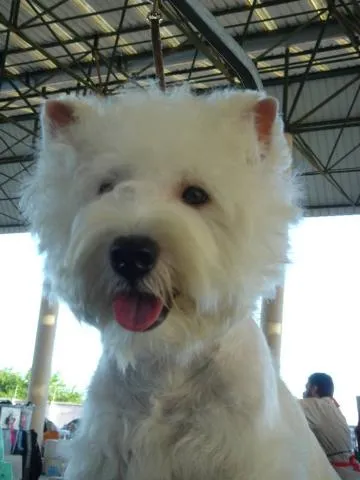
253 96 278 145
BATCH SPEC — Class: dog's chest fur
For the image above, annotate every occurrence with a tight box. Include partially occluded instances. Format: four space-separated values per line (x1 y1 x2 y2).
68 321 338 480
88 340 250 479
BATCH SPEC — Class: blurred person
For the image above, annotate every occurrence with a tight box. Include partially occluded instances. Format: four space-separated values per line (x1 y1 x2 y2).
300 373 360 479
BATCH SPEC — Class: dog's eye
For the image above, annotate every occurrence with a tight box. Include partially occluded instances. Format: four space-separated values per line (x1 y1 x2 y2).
182 186 210 206
98 181 115 195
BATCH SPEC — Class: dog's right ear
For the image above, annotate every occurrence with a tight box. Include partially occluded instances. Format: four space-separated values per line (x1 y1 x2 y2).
41 99 93 140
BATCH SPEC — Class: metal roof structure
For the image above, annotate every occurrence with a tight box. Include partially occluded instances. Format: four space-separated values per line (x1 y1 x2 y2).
0 0 359 232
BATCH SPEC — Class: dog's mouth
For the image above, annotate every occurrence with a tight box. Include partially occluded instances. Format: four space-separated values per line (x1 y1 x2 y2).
112 293 169 333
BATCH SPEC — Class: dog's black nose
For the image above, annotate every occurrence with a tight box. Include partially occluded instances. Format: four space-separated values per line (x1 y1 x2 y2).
109 236 159 281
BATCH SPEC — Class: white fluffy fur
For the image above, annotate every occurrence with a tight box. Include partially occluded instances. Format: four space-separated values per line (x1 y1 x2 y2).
22 86 339 479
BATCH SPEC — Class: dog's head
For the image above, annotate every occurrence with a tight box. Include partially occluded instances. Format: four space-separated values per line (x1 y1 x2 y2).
22 87 299 365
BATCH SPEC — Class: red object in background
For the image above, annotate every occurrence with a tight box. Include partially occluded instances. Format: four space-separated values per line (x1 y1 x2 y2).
332 455 360 472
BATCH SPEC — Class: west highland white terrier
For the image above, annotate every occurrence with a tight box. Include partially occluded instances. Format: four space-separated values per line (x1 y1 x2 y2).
22 86 340 480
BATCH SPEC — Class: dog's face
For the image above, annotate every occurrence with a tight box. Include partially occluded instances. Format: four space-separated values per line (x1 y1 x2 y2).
22 87 298 364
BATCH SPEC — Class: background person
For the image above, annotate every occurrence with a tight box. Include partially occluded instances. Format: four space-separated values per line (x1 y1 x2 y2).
300 372 360 479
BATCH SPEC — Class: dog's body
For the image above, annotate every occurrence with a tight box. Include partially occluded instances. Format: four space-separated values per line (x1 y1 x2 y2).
22 86 339 479
65 319 338 480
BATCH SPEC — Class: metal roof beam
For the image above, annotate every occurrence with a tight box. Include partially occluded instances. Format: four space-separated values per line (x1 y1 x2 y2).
289 116 360 133
6 0 306 45
143 20 345 65
164 0 262 89
302 165 360 177
305 204 360 211
1 19 346 91
0 155 34 165
1 114 359 135
0 64 358 113
263 66 360 86
15 0 304 31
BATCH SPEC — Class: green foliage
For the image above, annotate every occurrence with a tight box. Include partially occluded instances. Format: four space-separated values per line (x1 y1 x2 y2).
48 372 83 403
0 369 83 404
0 369 28 400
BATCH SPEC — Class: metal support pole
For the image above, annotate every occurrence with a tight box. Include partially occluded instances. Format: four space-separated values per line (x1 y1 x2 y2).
148 1 166 92
261 285 285 372
261 133 293 372
27 284 58 445
355 396 360 452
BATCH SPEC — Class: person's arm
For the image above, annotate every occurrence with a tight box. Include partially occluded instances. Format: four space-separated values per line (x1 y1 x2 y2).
298 399 316 430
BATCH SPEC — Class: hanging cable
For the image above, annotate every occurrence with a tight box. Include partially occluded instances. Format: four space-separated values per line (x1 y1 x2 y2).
147 0 166 92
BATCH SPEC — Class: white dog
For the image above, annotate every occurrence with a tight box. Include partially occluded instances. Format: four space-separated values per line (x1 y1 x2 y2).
22 86 340 480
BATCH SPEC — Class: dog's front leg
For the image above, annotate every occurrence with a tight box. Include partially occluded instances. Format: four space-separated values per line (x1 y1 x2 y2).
65 450 125 480
120 416 170 480
64 420 128 480
64 445 127 480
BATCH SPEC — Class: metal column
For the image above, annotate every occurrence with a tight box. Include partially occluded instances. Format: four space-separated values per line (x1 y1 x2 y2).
261 133 293 372
261 286 285 372
27 283 58 445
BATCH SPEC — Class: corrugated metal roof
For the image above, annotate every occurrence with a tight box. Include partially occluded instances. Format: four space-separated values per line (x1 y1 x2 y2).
0 0 359 230
304 207 360 216
266 75 360 123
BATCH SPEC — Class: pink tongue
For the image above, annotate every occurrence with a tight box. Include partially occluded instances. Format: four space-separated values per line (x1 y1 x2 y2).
112 294 164 332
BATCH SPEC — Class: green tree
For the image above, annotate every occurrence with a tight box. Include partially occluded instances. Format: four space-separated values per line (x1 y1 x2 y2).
0 369 28 399
48 373 83 403
0 369 83 404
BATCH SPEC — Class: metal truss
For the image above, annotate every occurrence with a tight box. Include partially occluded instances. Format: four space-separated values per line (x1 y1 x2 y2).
0 0 360 230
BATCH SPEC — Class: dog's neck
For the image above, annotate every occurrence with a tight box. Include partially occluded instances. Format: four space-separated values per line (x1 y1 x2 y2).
111 316 274 417
127 337 220 375
121 315 253 383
